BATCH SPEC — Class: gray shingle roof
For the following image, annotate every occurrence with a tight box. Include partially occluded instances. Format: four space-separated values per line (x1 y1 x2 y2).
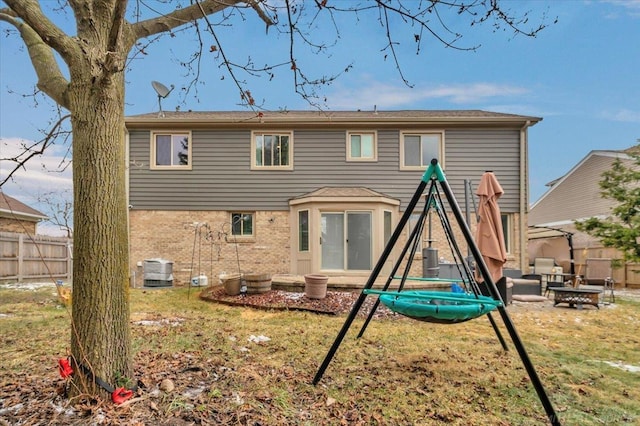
293 186 393 199
0 192 47 220
126 109 541 127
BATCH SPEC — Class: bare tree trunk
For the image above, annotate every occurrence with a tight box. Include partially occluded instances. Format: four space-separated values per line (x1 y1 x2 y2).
69 70 131 396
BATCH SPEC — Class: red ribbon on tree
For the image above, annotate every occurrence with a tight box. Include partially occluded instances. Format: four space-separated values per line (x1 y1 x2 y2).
112 387 134 404
58 357 136 404
58 358 73 379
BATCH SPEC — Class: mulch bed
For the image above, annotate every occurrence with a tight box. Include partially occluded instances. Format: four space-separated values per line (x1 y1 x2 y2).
199 285 396 318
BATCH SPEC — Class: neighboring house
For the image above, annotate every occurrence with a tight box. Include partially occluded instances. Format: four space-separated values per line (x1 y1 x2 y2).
0 192 47 234
0 193 73 283
528 148 637 286
125 110 540 285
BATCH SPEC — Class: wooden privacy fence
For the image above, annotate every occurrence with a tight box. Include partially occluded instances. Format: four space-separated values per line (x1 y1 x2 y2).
0 232 73 283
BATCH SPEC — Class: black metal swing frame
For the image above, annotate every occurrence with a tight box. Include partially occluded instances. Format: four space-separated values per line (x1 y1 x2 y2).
312 159 561 426
358 176 506 328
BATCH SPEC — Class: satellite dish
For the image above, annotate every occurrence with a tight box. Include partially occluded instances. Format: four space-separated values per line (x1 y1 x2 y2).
151 80 174 117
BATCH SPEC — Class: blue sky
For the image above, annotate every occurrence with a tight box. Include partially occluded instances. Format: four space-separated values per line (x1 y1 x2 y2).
0 1 638 233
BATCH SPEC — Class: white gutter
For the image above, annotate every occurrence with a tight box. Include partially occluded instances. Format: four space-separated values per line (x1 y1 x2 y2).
125 112 543 128
0 209 48 221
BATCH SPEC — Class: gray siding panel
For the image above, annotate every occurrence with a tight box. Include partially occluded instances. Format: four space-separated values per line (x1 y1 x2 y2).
129 127 522 212
444 129 521 213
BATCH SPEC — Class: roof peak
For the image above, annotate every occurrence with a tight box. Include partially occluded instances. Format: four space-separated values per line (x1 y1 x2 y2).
0 192 47 220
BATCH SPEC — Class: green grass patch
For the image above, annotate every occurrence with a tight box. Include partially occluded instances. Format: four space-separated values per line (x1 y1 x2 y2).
1 285 639 425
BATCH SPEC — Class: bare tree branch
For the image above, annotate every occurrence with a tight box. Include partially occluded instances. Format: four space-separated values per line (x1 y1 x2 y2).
378 4 414 88
0 11 70 108
3 0 79 64
0 114 71 188
194 1 260 109
107 0 129 54
294 0 554 93
128 1 276 106
246 0 274 30
131 0 249 40
37 189 74 238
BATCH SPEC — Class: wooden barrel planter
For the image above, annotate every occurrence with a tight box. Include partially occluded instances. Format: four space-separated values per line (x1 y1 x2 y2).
304 274 329 299
221 273 242 296
244 273 272 294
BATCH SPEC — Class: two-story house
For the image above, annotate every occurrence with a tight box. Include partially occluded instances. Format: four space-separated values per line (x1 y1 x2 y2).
125 110 540 285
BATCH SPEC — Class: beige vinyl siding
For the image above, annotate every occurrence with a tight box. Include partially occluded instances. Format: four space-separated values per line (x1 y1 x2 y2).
128 127 522 212
529 154 628 226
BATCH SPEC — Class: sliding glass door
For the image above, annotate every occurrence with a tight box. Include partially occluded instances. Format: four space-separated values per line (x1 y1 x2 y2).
321 211 372 271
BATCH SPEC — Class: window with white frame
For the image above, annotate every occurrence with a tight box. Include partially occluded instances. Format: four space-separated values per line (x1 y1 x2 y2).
383 210 392 246
298 210 309 252
347 132 377 161
252 132 293 169
501 213 512 254
151 131 191 169
231 212 254 237
400 131 444 169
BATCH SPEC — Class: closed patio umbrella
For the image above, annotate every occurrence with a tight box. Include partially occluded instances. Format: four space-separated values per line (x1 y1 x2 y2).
475 171 507 283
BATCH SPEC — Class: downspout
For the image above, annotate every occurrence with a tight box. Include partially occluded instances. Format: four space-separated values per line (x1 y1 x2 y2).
520 120 531 272
125 129 132 287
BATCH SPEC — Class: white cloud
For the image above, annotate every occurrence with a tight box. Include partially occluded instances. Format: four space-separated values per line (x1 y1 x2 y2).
0 137 73 199
601 109 640 123
602 0 640 18
326 80 530 110
1 138 73 236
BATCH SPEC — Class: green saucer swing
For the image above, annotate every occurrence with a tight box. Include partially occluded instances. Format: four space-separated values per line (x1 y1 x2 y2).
364 290 502 324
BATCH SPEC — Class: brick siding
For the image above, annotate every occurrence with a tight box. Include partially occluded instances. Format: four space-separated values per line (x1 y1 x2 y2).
129 210 290 286
129 210 521 286
0 218 37 235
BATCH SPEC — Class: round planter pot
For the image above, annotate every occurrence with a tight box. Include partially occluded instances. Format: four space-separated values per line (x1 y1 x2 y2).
304 274 329 299
221 273 242 296
244 273 272 294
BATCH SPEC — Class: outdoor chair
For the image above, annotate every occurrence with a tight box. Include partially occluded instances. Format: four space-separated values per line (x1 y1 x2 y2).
534 257 566 296
534 257 555 277
578 258 615 304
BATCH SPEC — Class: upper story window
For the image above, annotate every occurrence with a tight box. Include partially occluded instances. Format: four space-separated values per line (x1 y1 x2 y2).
252 131 293 170
347 131 377 161
400 131 444 170
150 131 191 170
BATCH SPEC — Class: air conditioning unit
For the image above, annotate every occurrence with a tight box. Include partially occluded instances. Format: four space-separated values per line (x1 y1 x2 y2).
143 258 174 287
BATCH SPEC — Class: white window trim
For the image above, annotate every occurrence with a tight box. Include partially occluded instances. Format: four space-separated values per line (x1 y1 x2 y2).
346 131 378 162
383 209 393 246
150 130 192 170
230 212 256 241
251 131 294 171
502 213 512 255
399 130 445 171
298 209 310 252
